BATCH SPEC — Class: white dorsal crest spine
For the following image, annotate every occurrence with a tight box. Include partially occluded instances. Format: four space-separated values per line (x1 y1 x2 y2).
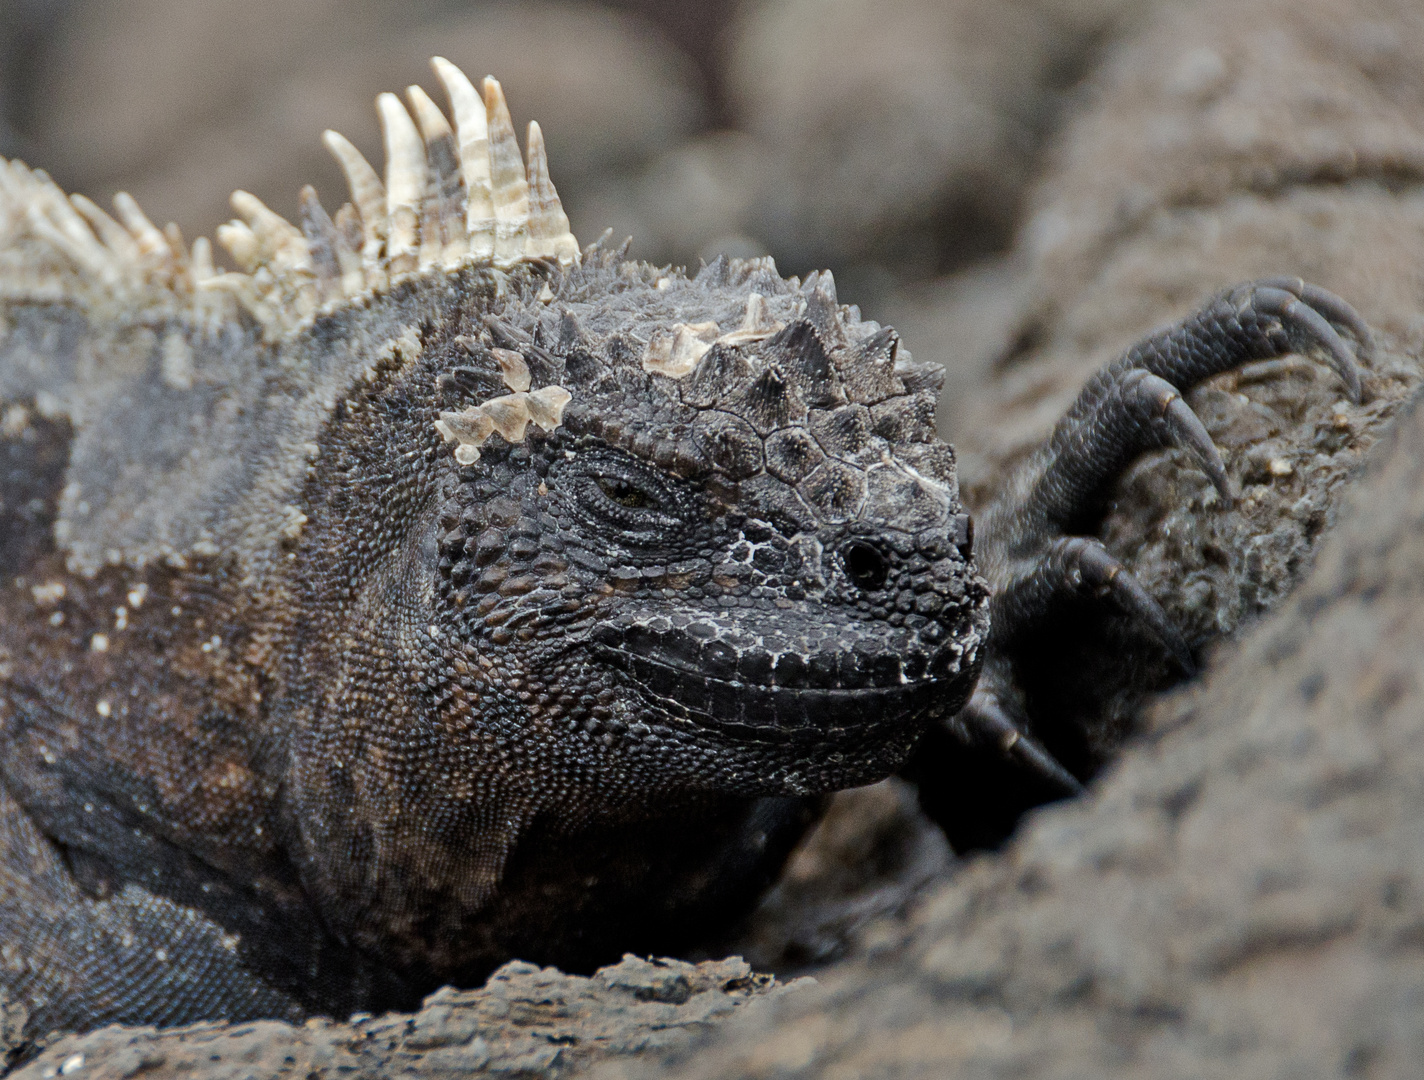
482 77 532 263
0 57 579 336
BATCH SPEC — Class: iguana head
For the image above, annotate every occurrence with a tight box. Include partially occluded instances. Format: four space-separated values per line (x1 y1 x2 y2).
252 61 990 803
406 251 989 799
284 72 977 809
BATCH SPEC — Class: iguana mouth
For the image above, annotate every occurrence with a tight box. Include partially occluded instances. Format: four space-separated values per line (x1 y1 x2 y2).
600 647 974 740
591 615 979 739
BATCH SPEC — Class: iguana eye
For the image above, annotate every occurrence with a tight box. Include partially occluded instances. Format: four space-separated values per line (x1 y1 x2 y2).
596 476 653 509
554 451 689 548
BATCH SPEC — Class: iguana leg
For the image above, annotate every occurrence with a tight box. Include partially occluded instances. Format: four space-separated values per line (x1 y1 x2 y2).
0 784 305 1037
912 279 1367 849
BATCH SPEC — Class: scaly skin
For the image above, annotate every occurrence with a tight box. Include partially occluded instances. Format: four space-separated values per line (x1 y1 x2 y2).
0 64 1365 1035
0 247 987 1031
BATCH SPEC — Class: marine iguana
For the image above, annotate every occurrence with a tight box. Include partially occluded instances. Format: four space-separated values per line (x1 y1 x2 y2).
0 59 1366 1034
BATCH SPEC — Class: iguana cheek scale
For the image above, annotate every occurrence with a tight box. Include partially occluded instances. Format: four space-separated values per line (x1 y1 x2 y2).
0 58 1365 1034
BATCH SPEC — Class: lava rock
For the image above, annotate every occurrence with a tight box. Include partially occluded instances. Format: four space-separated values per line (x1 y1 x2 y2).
943 0 1424 754
12 955 802 1080
723 0 1147 277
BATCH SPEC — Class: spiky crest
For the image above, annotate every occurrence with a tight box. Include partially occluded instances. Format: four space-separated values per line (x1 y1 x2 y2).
0 58 580 336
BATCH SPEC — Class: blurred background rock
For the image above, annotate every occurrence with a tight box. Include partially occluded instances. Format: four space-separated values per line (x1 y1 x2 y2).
0 0 1156 437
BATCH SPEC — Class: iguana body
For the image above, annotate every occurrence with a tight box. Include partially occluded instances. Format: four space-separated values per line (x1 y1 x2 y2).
0 60 1364 1034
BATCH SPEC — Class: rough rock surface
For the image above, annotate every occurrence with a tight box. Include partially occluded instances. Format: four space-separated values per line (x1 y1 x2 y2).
616 0 1155 275
723 0 1146 276
954 0 1424 492
12 956 800 1079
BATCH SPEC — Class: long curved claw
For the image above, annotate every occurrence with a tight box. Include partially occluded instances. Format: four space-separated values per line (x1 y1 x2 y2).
992 277 1371 553
1129 371 1232 501
958 692 1084 797
1162 391 1232 500
1063 537 1195 675
1250 285 1363 404
968 275 1368 819
1257 275 1372 348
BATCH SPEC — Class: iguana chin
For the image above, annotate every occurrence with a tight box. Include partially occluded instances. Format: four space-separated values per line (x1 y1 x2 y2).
0 58 1365 1034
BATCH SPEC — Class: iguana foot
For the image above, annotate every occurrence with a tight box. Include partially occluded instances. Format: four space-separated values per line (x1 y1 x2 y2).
910 279 1368 850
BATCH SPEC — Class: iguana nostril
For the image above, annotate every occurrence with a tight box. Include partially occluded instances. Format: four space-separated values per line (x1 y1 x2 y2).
842 540 889 592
